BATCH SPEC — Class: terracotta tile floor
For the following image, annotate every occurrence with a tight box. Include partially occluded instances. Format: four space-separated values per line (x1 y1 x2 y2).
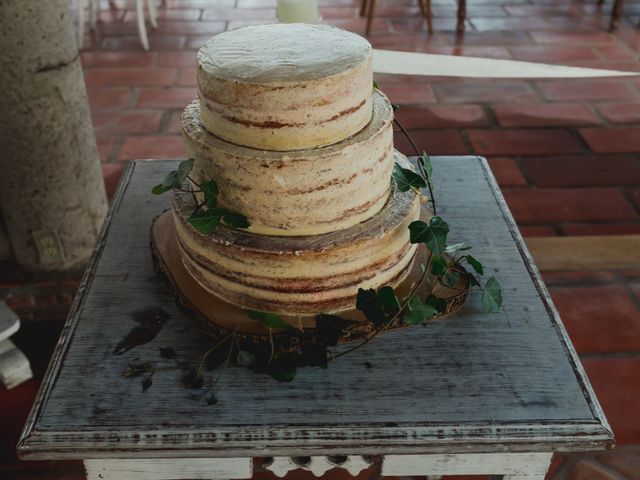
2 0 640 479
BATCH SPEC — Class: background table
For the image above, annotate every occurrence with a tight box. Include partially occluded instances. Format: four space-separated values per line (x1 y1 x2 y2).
18 157 613 480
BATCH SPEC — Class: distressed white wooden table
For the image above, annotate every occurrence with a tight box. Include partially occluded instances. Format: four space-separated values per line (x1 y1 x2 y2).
18 158 613 480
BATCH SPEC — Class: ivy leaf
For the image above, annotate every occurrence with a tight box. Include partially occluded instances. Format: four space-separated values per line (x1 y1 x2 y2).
200 180 218 209
445 243 471 255
418 151 433 183
316 314 358 346
177 158 194 182
465 255 484 275
391 103 399 112
151 170 180 195
267 353 298 382
425 295 448 314
248 310 295 330
403 296 438 325
392 163 427 192
355 288 387 327
236 349 257 367
159 347 176 359
482 277 502 313
183 367 204 389
188 209 222 234
373 80 379 90
299 343 328 369
221 210 250 229
207 394 218 405
408 220 430 244
378 286 400 315
430 255 447 276
425 216 449 256
141 376 153 391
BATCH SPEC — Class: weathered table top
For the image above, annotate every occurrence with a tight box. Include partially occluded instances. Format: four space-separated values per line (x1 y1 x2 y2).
18 157 613 460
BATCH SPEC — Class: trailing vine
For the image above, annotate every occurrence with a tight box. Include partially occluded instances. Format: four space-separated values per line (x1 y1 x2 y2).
137 105 503 401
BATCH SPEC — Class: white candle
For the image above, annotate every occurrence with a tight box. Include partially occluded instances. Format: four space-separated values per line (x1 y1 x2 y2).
277 0 319 24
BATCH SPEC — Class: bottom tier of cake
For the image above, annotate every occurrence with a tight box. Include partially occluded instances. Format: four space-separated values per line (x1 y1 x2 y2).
170 152 422 316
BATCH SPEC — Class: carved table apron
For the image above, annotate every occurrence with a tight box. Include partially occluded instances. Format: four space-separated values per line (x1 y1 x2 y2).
18 157 613 480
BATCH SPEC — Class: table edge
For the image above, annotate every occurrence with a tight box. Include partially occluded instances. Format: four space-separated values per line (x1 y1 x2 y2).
17 157 614 460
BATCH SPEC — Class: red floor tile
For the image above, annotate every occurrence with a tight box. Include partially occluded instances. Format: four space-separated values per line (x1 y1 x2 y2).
433 81 537 104
117 135 186 160
137 87 197 108
503 188 638 223
537 80 638 102
562 223 640 236
487 158 528 187
581 358 640 445
380 84 437 105
394 129 469 156
519 226 558 237
92 110 164 134
86 88 132 110
80 51 155 68
492 104 599 128
394 105 490 128
521 156 640 187
85 68 177 87
596 103 640 125
469 129 584 156
580 127 640 154
551 285 640 353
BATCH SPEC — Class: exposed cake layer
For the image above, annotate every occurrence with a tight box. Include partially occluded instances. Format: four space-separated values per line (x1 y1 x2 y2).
172 154 421 316
183 90 395 237
197 23 373 151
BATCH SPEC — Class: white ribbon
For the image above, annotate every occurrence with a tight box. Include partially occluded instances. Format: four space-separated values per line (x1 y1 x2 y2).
373 49 638 78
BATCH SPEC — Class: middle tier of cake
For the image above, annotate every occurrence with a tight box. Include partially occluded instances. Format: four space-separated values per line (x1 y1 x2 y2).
182 90 394 237
172 152 421 316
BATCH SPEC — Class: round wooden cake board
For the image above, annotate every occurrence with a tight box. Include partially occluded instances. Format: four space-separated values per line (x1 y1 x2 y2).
150 210 470 347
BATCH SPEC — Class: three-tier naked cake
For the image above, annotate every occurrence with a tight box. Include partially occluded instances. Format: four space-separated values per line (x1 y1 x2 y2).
152 23 435 335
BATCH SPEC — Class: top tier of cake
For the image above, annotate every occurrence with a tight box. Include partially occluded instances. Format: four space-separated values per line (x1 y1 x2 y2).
197 23 373 151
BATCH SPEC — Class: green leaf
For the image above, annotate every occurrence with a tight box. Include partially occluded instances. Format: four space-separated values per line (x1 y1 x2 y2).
177 158 194 182
200 180 218 209
247 310 295 330
221 210 250 229
373 80 379 90
425 216 449 256
392 163 427 192
425 295 448 314
465 255 484 275
267 353 298 382
482 277 502 313
430 255 447 276
316 314 358 346
236 349 256 367
151 170 180 194
355 288 387 327
188 209 222 234
391 103 399 112
299 343 328 369
445 243 471 255
418 152 433 183
408 220 430 244
403 296 438 325
378 286 400 315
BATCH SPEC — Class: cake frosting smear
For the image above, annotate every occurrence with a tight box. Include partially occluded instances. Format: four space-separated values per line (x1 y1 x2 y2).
175 23 422 316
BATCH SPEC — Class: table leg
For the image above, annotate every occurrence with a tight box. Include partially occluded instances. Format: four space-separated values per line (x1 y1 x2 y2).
609 0 624 31
457 0 466 32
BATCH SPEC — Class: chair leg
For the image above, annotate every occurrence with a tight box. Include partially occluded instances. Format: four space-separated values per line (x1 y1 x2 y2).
147 0 158 28
359 0 368 18
418 0 433 33
136 0 150 50
608 0 624 31
456 0 466 33
364 0 376 36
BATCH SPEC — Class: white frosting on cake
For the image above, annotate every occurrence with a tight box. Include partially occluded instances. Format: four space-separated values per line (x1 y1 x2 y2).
183 90 395 237
197 23 373 151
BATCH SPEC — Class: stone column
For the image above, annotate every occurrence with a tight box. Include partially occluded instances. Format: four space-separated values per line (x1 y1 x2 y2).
0 0 107 271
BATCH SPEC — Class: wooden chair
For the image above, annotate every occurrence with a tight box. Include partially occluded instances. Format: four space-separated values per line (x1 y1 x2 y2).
359 0 466 36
